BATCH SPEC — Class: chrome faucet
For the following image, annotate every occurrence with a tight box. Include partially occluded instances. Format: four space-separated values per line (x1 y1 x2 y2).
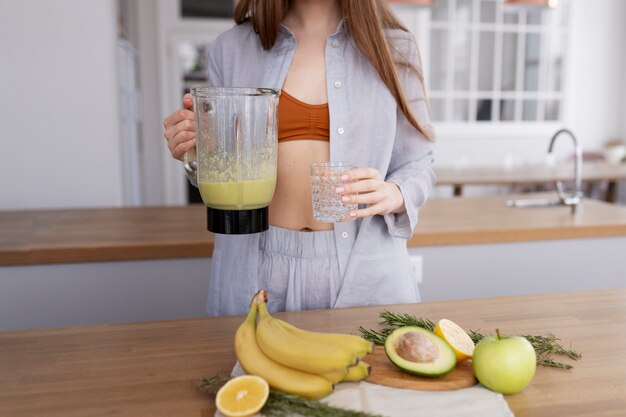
548 128 583 213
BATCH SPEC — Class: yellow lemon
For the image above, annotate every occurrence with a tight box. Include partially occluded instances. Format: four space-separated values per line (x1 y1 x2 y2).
216 375 269 417
434 319 475 362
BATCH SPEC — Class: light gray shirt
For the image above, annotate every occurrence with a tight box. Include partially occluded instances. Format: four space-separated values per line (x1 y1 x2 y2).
201 20 436 309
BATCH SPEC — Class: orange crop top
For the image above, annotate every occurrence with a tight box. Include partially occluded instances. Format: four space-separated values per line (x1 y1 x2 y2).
277 91 330 142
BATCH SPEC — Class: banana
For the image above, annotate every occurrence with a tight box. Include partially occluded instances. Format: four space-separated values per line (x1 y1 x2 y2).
321 361 371 383
276 318 374 357
320 368 348 384
256 301 359 374
234 296 334 399
344 361 371 382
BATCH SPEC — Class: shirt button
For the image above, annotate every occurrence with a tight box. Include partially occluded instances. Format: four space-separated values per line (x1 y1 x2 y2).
337 127 345 135
334 81 342 89
341 231 349 239
332 40 340 48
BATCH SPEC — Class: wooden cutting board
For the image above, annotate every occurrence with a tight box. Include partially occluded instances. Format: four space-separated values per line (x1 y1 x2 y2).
365 346 478 391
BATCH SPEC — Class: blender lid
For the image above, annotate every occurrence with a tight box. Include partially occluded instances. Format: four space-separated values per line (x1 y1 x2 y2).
190 87 280 98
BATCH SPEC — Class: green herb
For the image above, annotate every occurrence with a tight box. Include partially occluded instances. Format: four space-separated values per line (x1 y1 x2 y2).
359 310 582 370
197 376 384 417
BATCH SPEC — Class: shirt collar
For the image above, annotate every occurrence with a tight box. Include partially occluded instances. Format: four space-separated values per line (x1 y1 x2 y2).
278 17 348 39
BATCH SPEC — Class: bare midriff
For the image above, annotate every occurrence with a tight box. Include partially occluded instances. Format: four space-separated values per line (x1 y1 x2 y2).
269 140 333 231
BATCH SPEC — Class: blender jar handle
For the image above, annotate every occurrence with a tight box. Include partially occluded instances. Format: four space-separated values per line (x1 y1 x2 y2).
183 147 197 177
183 97 198 178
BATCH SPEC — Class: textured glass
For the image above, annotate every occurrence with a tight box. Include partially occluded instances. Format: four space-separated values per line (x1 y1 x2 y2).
548 33 565 91
503 10 519 24
430 29 449 90
480 0 496 23
500 100 515 121
456 0 473 23
527 8 543 25
524 33 541 91
476 99 493 121
310 163 358 223
522 99 538 121
501 33 518 91
478 31 495 91
454 30 472 90
429 98 446 122
453 99 470 121
432 0 449 21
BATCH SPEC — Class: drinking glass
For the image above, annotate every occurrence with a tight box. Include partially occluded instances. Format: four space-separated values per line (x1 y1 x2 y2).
310 162 358 223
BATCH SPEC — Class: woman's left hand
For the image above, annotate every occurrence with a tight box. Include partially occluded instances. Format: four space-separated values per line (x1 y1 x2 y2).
334 167 405 219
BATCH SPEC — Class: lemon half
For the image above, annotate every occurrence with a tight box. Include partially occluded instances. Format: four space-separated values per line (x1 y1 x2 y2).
216 375 269 417
434 318 475 362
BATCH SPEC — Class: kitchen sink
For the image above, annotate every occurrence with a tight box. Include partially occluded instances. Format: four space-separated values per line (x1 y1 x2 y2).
505 198 565 208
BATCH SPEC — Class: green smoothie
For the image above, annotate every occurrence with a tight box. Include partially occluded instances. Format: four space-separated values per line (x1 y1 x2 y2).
198 178 276 210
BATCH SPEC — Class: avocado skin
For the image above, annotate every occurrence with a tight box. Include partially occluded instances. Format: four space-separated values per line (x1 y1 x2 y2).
384 326 457 378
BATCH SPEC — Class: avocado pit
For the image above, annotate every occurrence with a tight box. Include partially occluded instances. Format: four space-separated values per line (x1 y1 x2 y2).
396 331 439 363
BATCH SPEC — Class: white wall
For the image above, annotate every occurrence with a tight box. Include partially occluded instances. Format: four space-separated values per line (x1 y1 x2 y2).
565 0 626 151
0 258 211 331
0 0 123 210
122 0 167 205
622 10 626 145
413 235 626 302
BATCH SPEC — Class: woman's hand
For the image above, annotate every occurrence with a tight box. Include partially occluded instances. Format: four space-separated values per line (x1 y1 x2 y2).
163 93 195 161
335 167 405 219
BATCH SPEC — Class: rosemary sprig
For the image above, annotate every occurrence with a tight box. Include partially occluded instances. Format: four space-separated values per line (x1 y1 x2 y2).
197 376 384 417
357 326 388 346
359 310 582 369
379 311 436 332
535 356 574 369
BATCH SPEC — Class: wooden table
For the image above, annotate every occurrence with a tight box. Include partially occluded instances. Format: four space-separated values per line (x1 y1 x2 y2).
0 288 624 417
435 162 626 202
3 194 626 266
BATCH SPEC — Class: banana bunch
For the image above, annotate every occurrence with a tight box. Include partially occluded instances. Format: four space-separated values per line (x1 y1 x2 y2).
234 289 374 399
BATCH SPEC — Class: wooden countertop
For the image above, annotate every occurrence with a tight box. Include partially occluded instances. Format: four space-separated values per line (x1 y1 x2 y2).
0 288 624 417
0 205 211 266
2 194 626 266
408 193 626 247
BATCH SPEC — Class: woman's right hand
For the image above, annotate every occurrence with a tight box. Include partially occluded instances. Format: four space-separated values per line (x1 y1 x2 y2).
163 93 195 161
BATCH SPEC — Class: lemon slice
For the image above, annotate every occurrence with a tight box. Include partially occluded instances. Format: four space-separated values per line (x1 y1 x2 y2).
216 375 269 417
434 319 475 362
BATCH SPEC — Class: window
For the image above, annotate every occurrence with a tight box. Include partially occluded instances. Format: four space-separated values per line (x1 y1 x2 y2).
427 0 570 123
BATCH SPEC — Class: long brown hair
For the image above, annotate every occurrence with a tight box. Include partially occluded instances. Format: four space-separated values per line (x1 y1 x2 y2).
234 0 434 141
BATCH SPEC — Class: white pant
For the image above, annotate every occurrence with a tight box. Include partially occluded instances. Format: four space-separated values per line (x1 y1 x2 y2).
206 226 342 316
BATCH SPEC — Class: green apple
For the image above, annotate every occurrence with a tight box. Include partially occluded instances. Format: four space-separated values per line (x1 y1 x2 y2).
472 329 537 395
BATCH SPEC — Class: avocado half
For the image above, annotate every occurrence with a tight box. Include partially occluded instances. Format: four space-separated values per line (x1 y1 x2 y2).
384 326 457 377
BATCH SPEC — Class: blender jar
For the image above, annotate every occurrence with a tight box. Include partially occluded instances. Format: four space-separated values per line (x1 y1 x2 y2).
185 87 279 234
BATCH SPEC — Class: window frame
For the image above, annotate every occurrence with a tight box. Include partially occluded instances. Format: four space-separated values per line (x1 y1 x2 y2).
395 0 572 141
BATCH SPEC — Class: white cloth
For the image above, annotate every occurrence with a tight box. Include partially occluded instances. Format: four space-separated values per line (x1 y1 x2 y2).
215 362 514 417
323 381 514 417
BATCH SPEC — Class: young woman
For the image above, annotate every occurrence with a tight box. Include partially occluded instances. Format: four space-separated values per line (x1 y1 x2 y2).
163 0 436 316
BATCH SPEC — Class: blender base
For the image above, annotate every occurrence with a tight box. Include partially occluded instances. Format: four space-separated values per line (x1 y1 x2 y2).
207 207 268 234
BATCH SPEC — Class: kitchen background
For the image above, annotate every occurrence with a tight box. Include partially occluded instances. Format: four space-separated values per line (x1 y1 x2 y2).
1 0 625 330
1 0 625 210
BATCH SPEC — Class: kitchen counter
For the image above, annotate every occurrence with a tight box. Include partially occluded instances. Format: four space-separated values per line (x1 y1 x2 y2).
2 193 626 266
0 288 624 417
435 161 626 201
